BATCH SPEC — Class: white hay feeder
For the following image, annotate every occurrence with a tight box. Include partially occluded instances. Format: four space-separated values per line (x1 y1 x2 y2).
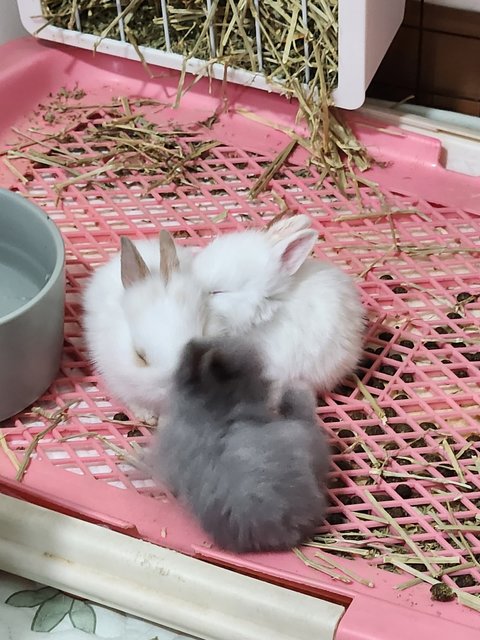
17 0 406 110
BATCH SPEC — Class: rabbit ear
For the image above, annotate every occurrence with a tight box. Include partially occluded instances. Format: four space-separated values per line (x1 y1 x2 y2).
120 237 151 288
274 229 317 277
159 230 180 284
265 213 312 242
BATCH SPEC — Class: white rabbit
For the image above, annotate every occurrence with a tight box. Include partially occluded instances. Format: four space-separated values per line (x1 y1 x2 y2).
191 214 365 398
83 231 207 424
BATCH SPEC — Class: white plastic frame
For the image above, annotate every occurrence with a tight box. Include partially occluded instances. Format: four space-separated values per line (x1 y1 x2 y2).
0 494 344 640
17 0 405 110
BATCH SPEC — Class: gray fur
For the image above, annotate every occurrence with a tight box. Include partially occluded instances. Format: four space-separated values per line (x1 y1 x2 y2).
152 337 329 553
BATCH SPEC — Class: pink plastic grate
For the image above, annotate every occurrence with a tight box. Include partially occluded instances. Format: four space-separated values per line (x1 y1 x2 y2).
0 39 479 640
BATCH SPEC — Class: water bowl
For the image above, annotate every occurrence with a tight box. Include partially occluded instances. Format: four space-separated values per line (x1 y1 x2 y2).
0 188 64 421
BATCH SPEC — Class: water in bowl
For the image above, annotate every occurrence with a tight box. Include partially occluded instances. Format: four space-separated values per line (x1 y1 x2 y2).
0 244 48 318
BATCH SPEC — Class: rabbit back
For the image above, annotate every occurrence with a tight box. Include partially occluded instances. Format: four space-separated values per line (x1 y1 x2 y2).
253 259 365 393
155 410 327 553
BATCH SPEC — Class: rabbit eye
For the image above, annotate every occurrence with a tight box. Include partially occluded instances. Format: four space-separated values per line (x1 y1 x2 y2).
135 349 149 367
209 290 225 296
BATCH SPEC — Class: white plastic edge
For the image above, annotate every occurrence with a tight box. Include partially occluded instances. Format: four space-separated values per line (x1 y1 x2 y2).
334 0 407 110
361 100 480 177
0 494 344 640
332 0 367 110
17 0 405 110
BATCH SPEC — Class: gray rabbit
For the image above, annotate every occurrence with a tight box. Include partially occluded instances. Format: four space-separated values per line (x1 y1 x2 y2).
151 337 329 553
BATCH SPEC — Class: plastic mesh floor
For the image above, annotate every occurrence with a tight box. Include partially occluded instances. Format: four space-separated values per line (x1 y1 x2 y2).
0 40 479 639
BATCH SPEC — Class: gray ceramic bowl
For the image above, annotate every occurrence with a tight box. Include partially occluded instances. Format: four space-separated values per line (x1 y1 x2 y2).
0 188 65 422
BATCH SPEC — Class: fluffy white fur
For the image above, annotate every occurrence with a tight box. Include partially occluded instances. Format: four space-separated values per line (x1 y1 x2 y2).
192 215 366 396
83 236 206 424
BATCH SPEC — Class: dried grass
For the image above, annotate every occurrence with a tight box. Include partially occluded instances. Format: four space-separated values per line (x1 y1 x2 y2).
16 401 78 482
40 0 372 194
296 437 480 611
2 93 222 197
0 432 20 472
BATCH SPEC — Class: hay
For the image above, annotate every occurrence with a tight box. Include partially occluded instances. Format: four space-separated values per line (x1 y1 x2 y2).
2 92 223 197
293 548 352 583
296 430 480 611
16 400 78 482
0 432 20 472
40 0 372 193
314 549 375 587
353 374 387 424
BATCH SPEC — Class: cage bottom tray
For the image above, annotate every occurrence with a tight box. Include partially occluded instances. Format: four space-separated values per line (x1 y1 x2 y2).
0 37 479 640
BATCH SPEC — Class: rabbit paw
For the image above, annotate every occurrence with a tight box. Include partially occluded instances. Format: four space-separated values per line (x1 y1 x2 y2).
130 405 158 426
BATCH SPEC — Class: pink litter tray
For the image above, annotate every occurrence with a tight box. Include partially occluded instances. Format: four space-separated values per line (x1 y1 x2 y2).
0 37 479 640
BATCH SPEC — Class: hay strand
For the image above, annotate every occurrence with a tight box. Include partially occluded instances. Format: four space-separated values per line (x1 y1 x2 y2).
314 550 375 588
364 490 435 575
16 401 78 482
0 432 20 472
293 548 352 583
353 374 387 424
